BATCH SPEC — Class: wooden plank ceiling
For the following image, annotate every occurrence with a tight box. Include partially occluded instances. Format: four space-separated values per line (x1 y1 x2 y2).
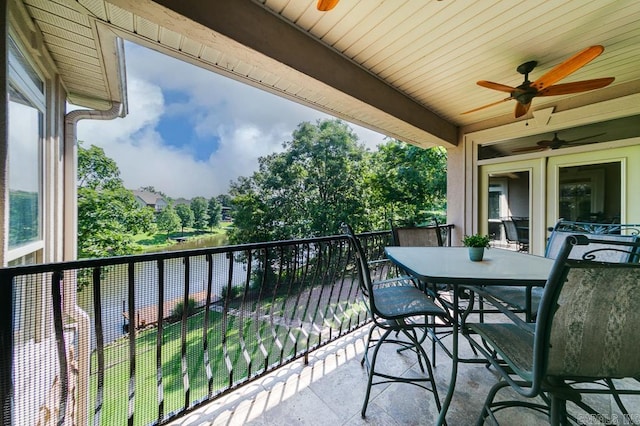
19 0 640 148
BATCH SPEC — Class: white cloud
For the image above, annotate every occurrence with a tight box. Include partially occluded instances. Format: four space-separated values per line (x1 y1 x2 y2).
75 41 386 199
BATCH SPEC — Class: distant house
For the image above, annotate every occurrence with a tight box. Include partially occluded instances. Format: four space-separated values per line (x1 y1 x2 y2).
132 190 168 212
173 197 191 207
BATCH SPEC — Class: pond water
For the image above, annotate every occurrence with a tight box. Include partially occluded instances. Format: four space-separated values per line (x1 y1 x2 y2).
77 240 246 346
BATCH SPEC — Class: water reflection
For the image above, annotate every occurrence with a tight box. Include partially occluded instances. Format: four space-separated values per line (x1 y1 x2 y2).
77 251 245 346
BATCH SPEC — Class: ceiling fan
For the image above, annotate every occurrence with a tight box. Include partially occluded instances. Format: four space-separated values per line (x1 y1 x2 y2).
463 45 615 118
511 132 606 153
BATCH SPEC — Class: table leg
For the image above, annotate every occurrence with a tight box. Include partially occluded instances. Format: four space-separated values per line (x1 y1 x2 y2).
436 286 459 426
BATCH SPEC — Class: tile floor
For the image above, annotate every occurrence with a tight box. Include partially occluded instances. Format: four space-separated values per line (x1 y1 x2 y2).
167 320 637 426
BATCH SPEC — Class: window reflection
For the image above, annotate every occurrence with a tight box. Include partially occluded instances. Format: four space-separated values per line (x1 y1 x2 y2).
7 37 43 250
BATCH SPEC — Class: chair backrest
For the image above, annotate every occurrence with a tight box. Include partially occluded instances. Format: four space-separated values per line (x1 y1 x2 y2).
534 235 640 380
390 220 444 247
511 217 529 243
502 219 519 243
545 220 640 261
341 223 374 299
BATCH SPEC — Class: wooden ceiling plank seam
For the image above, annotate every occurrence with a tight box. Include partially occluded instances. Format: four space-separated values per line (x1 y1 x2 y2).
38 22 96 48
232 61 253 77
342 1 428 60
350 3 447 66
77 0 109 21
179 37 203 57
316 0 383 48
366 1 496 78
105 2 135 32
25 0 92 26
48 47 101 68
403 1 632 100
328 0 409 55
278 0 315 26
390 1 563 91
133 15 160 41
357 0 470 72
306 0 358 37
66 79 108 93
382 2 559 85
43 35 98 58
54 55 103 73
158 26 182 50
26 7 93 38
398 1 592 84
57 63 104 80
46 40 99 62
200 45 223 64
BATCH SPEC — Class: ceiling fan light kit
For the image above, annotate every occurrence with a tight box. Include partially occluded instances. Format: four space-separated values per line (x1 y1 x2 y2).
463 45 615 118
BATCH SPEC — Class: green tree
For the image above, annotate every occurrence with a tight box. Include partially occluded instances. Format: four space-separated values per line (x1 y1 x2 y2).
175 203 194 233
190 196 209 230
228 119 370 243
77 143 154 258
367 141 447 225
156 205 180 238
207 197 222 230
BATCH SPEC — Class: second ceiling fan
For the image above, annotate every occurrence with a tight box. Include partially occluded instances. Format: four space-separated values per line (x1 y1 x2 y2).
463 45 614 118
512 132 606 153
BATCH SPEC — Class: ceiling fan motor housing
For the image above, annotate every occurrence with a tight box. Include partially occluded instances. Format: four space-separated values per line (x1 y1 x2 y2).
513 85 538 105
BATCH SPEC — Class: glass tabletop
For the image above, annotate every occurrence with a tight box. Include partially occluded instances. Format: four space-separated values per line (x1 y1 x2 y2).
384 246 554 285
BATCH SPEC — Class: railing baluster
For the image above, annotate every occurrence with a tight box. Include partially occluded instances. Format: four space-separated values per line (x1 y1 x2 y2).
255 248 269 373
203 254 213 397
92 267 105 426
0 269 14 426
268 246 285 363
51 271 68 426
238 249 252 378
156 259 165 423
222 252 234 387
127 262 136 426
180 257 190 411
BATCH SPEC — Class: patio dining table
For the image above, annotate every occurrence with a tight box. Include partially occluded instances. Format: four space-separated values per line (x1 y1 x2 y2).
384 246 555 426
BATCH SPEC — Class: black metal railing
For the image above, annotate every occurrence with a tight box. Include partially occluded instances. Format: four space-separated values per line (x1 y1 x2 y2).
1 230 391 426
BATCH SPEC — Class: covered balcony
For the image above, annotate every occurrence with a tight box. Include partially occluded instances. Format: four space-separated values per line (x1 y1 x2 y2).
6 225 639 425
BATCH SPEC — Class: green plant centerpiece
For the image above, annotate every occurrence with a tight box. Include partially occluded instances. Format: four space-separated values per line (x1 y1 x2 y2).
462 234 491 261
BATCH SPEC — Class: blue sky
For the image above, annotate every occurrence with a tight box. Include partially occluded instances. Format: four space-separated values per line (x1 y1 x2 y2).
76 41 386 198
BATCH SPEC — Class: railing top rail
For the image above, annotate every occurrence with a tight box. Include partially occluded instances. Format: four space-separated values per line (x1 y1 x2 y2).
1 230 391 276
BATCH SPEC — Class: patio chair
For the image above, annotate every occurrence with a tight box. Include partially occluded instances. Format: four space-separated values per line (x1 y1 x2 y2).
390 219 445 247
467 234 640 425
477 220 640 322
389 219 461 363
342 223 449 418
502 217 529 252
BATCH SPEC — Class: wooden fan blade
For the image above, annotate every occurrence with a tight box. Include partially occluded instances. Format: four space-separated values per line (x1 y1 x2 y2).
512 145 546 153
566 132 606 144
461 97 512 114
532 45 604 90
538 77 615 96
515 102 531 118
317 0 339 11
536 139 557 147
477 81 516 93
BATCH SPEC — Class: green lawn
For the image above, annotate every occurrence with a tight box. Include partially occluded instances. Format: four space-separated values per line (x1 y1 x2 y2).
132 223 232 253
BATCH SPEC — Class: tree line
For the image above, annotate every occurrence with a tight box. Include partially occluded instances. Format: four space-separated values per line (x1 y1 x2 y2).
77 144 223 258
227 119 446 244
77 119 446 257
